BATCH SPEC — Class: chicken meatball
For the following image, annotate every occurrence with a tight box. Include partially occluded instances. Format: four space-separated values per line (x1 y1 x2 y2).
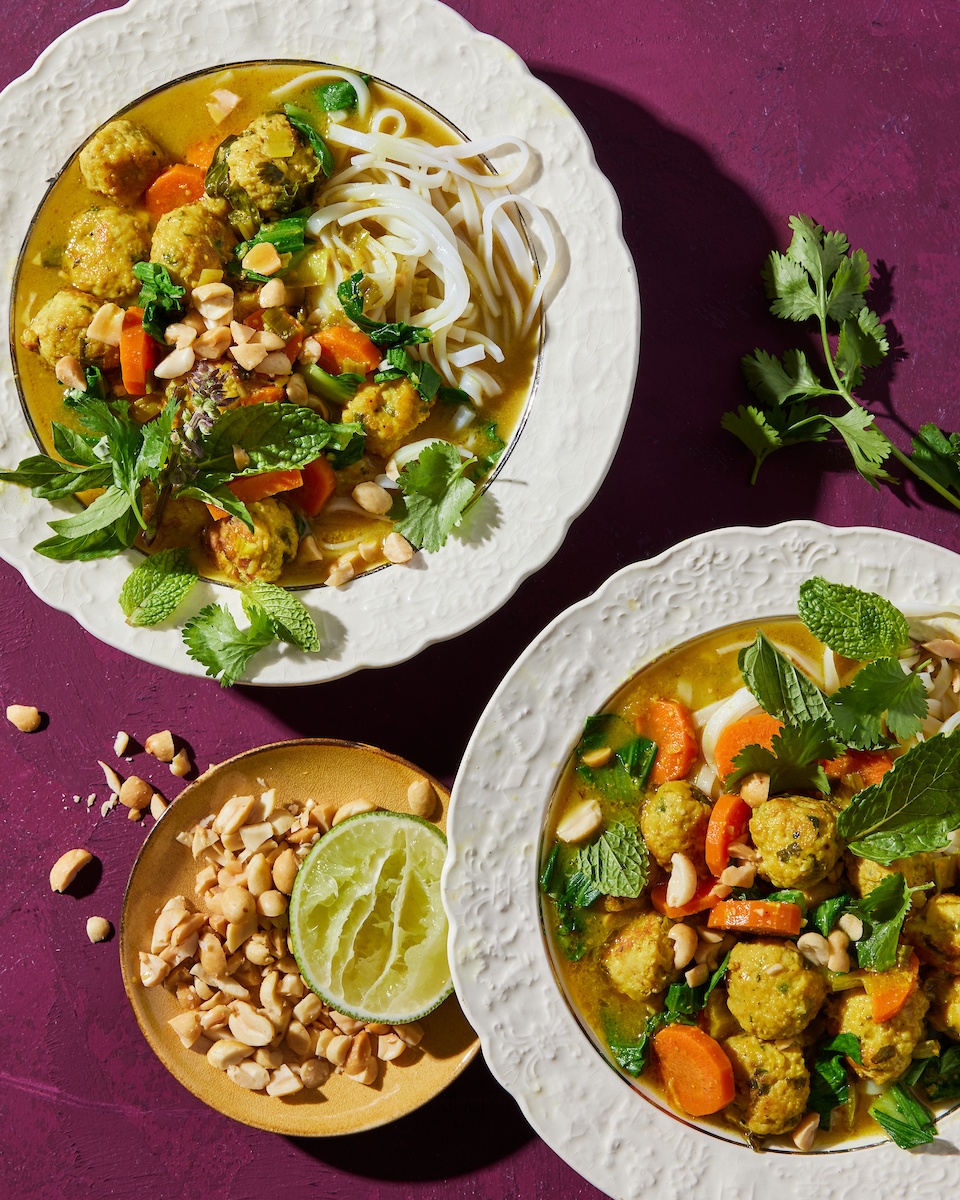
845 851 936 905
20 287 118 370
640 780 712 872
827 987 929 1085
78 119 164 201
905 892 960 973
224 113 320 217
205 498 299 584
929 973 960 1041
722 1034 809 1137
151 198 236 290
601 911 679 1002
750 795 842 889
342 378 433 458
725 939 828 1041
63 205 150 302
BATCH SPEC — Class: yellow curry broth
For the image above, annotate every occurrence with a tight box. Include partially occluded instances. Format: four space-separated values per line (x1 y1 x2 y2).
13 62 537 585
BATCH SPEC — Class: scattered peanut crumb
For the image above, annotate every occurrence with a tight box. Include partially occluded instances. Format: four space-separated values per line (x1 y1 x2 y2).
170 748 192 778
85 795 95 809
128 808 143 822
114 731 130 756
72 795 81 804
86 916 112 943
150 793 168 820
119 776 153 810
50 848 94 893
6 704 41 732
98 760 123 794
101 798 118 817
145 730 176 763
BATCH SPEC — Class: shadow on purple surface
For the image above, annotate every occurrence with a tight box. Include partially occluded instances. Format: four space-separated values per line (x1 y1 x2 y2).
287 1055 534 1181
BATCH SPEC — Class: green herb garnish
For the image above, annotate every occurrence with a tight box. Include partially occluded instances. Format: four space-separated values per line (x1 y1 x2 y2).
869 1082 937 1149
119 548 198 627
574 822 648 899
798 577 910 660
282 103 334 177
725 717 841 796
847 873 926 971
394 441 476 552
315 76 370 112
723 214 960 512
738 629 830 725
828 657 927 749
808 1034 862 1123
374 346 442 401
337 271 432 348
837 735 960 864
133 262 185 343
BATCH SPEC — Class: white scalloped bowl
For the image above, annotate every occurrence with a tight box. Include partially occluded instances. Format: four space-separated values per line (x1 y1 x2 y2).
445 522 960 1200
0 0 638 685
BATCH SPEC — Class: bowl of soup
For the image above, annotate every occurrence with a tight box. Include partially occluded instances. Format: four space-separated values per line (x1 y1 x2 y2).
445 522 960 1199
0 0 639 684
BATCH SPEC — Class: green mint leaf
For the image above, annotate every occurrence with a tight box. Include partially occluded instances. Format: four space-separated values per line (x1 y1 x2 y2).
869 1082 936 1149
797 577 910 660
725 717 840 796
133 261 186 343
741 348 831 407
119 548 198 627
910 423 960 494
847 873 922 971
828 658 927 749
182 602 276 687
337 271 432 348
195 403 362 487
574 822 648 899
837 734 960 864
241 583 321 652
282 104 333 177
738 629 831 725
822 409 894 486
395 441 476 552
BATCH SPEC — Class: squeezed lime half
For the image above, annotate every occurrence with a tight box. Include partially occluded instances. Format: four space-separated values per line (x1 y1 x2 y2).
289 810 453 1025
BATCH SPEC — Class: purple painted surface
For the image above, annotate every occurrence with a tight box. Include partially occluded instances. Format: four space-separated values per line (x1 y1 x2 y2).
3 1 960 1196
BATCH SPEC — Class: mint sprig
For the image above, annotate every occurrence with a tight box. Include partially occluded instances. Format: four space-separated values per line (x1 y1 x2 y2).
798 577 910 660
119 548 198 627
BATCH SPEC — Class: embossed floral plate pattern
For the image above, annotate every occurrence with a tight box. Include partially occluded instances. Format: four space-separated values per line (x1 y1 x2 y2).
0 0 638 685
444 522 960 1199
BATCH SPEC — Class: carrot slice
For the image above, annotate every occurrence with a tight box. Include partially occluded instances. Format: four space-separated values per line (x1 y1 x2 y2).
707 899 802 936
317 325 382 375
119 307 156 397
145 163 206 220
823 748 893 786
713 712 782 780
185 136 221 171
650 877 725 920
239 386 286 407
287 456 336 517
635 699 698 787
704 793 752 878
652 1025 735 1116
863 951 919 1023
205 469 303 520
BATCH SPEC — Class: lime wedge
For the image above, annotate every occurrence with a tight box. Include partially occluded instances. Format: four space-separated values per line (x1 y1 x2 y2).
289 810 452 1024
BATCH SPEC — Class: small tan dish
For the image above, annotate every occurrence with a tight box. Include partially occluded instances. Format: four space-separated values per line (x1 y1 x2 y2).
120 738 478 1135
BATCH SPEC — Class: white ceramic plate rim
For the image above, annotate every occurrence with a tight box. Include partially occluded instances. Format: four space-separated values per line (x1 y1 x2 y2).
0 0 638 685
444 520 960 1200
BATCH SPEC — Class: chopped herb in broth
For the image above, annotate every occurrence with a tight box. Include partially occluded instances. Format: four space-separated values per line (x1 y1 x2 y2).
542 579 960 1152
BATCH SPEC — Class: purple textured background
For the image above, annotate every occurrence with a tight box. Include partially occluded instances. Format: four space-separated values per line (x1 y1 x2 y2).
3 2 960 1197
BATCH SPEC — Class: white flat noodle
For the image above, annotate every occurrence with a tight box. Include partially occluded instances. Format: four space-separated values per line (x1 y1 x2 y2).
823 647 839 693
693 763 721 799
480 194 556 335
463 331 505 363
940 710 960 735
700 687 762 771
770 640 824 687
371 107 407 135
450 404 476 432
449 344 486 368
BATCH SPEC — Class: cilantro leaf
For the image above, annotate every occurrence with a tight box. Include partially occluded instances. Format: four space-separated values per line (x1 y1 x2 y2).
741 347 832 406
241 583 321 652
119 548 198 627
573 822 648 899
721 400 831 483
337 271 432 348
798 577 910 660
837 734 960 863
869 1083 936 1149
828 658 927 749
835 306 889 388
847 873 923 971
822 408 895 486
725 717 841 796
738 629 831 725
282 104 333 177
182 602 276 687
133 262 185 343
395 441 476 552
910 423 960 494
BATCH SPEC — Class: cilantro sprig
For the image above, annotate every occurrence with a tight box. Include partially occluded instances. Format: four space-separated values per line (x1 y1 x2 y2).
726 717 841 796
723 214 960 510
394 441 477 552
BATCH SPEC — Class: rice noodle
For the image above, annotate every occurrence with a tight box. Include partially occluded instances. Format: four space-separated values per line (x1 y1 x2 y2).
700 688 762 771
270 69 372 119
